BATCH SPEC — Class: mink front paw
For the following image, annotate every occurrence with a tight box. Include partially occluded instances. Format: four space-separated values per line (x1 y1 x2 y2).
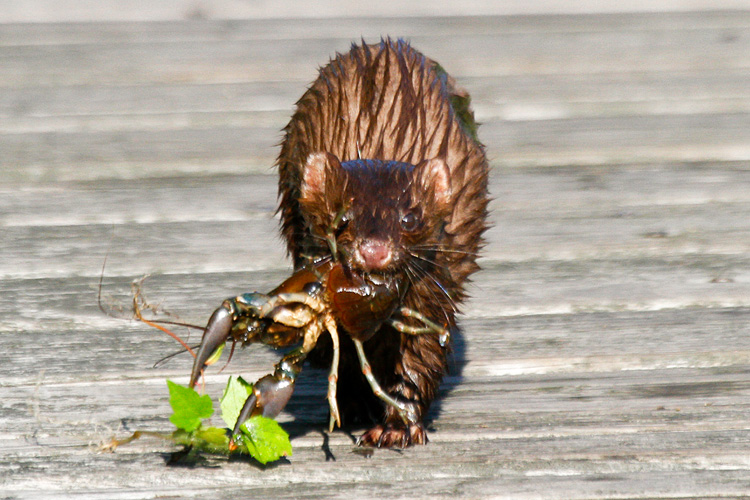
357 422 428 448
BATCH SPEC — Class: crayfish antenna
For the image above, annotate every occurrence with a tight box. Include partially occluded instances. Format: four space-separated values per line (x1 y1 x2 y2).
131 281 196 359
99 254 198 360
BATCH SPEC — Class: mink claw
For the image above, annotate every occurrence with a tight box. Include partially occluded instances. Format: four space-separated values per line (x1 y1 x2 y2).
357 422 428 448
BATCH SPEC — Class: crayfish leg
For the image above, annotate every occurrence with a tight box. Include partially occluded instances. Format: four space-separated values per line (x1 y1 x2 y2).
258 292 327 317
323 315 341 431
389 307 451 347
351 338 418 426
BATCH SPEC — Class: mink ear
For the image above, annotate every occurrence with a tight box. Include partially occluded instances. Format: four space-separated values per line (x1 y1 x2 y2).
300 152 343 202
416 157 452 207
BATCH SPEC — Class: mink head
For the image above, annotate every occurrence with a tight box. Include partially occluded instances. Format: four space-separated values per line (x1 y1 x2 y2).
299 152 452 277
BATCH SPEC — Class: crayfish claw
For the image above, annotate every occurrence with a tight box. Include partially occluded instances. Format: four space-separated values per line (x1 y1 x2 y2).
231 387 260 440
189 301 234 388
254 373 296 419
231 372 297 441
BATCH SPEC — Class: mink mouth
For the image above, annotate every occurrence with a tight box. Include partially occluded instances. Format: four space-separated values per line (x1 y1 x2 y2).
335 256 396 282
357 268 407 292
362 271 389 285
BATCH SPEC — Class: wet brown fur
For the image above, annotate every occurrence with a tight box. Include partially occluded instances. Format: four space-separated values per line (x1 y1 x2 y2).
276 39 489 447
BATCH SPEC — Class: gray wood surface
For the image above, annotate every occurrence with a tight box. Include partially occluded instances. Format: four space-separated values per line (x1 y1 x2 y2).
2 5 750 499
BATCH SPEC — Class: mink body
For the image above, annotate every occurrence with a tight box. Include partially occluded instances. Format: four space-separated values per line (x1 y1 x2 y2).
276 39 489 447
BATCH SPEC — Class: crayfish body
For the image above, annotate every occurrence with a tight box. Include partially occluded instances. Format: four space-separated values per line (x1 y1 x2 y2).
189 259 447 443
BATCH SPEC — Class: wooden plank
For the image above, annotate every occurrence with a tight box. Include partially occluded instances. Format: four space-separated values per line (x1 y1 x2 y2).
3 354 750 498
4 272 750 383
2 113 750 181
4 163 750 229
3 292 750 493
0 82 298 123
2 162 750 278
0 13 747 181
2 69 750 127
2 12 750 46
1 1 748 24
0 15 747 180
1 14 749 88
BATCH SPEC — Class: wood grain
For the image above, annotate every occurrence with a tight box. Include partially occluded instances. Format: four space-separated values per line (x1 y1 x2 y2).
1 8 749 500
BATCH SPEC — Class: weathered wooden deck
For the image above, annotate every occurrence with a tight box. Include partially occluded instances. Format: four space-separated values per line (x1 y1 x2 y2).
2 2 750 498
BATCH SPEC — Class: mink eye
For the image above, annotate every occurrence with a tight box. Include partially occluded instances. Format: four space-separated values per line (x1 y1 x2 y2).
335 213 350 235
399 211 419 232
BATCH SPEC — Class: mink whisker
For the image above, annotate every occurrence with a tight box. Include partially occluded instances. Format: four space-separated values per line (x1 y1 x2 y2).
411 258 459 311
405 258 459 317
404 263 455 326
406 248 449 271
409 244 480 257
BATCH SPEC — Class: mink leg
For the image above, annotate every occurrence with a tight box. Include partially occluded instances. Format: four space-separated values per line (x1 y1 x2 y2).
358 332 447 448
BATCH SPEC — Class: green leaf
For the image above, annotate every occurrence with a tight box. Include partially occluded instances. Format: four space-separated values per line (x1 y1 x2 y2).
194 426 230 447
167 380 213 432
238 415 292 465
220 376 254 429
171 427 231 455
163 378 292 463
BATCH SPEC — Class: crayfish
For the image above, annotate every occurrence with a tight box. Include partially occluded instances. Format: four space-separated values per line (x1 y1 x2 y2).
189 257 450 445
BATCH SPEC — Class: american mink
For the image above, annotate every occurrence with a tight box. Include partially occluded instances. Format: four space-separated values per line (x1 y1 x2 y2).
276 38 489 447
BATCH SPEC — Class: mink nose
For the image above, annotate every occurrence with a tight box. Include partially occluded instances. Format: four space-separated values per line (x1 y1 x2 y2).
357 240 393 271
